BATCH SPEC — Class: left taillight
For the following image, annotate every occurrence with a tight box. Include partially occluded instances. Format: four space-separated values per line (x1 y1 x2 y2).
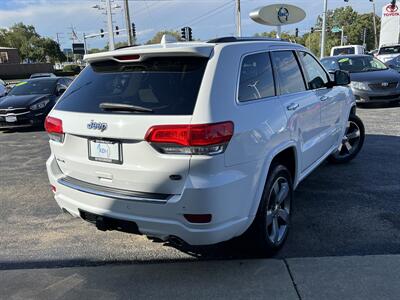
145 121 234 155
45 116 64 143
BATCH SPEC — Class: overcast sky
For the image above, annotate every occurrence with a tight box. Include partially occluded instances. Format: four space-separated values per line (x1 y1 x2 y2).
0 0 392 50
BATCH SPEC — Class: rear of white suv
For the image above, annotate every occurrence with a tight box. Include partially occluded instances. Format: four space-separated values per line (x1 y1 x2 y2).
46 44 255 245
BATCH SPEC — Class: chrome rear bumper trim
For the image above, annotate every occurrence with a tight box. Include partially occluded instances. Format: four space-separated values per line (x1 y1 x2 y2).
58 176 171 204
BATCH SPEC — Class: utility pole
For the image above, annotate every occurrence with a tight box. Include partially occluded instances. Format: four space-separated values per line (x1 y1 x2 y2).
371 0 378 49
236 0 241 37
55 33 63 46
123 0 133 45
105 0 115 51
320 0 328 58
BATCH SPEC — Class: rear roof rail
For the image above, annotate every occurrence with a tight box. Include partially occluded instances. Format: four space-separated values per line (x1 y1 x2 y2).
207 36 290 44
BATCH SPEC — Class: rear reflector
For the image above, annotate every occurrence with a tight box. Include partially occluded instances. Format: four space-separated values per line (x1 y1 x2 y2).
145 122 234 155
184 214 212 224
51 185 56 193
45 116 64 143
114 54 140 61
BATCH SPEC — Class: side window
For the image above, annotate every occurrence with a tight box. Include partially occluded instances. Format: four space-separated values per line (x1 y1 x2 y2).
299 52 329 89
270 51 306 95
238 52 275 102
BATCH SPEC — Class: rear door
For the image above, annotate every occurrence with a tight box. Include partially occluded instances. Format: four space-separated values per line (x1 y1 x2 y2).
48 56 208 195
298 51 342 154
270 50 323 172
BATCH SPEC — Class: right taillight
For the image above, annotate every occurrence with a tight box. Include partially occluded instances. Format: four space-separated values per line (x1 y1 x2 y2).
145 121 234 155
45 116 64 143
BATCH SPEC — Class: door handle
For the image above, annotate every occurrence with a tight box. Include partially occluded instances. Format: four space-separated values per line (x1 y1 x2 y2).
320 96 329 101
286 103 299 111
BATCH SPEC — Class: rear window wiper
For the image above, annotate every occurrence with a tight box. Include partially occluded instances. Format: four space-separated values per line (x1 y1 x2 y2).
99 102 153 113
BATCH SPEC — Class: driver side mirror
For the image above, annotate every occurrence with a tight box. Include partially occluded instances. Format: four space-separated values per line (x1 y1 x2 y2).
56 85 67 96
334 70 350 86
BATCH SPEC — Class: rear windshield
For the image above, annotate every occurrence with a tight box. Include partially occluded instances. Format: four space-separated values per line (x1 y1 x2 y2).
55 56 208 115
378 46 400 55
333 47 355 56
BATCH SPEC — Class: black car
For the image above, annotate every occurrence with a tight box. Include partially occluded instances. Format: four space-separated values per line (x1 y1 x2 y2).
321 55 400 104
0 77 72 129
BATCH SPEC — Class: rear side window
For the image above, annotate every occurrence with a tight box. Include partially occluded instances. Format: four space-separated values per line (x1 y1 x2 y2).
271 51 306 95
238 52 275 102
299 52 329 89
55 57 208 115
378 46 400 55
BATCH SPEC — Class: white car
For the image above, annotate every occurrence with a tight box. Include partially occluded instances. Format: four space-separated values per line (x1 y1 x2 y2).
330 45 365 56
46 37 365 254
376 44 400 63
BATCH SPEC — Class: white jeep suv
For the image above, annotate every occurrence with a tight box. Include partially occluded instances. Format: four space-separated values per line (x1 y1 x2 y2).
46 37 364 253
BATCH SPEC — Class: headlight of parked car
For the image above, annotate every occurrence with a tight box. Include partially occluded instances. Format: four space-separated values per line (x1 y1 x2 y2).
30 99 50 111
351 81 370 91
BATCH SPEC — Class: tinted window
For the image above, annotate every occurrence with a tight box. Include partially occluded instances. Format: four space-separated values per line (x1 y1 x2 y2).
333 47 355 56
8 79 57 96
55 57 208 115
299 52 329 89
271 51 306 95
321 59 339 71
238 52 275 102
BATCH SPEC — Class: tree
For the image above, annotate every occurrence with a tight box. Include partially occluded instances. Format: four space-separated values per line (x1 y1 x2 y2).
0 22 66 63
254 31 305 45
146 30 181 45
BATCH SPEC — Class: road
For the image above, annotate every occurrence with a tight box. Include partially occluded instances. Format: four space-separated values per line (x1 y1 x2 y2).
0 105 399 299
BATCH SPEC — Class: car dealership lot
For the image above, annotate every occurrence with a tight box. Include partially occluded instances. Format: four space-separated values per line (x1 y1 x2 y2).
0 105 399 298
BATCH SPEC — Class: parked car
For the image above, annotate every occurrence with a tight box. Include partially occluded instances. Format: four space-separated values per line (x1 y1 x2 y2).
321 55 400 104
0 77 72 129
385 54 400 73
376 44 400 63
330 45 365 56
45 37 364 254
30 73 57 79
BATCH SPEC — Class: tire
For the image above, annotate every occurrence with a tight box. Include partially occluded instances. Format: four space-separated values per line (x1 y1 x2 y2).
246 164 293 256
328 114 365 164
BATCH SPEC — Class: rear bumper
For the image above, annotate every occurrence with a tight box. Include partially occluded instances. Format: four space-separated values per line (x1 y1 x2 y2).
46 155 257 246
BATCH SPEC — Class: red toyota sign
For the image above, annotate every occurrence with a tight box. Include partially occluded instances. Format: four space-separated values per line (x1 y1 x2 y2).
384 4 399 16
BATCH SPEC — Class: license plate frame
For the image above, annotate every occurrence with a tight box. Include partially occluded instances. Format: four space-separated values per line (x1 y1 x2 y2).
5 115 17 123
88 139 123 164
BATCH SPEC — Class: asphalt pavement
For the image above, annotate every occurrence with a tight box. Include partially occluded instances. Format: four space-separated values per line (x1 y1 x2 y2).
1 104 399 299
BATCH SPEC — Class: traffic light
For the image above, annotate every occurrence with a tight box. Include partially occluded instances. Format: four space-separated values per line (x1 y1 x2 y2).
115 26 119 35
100 29 104 38
295 28 299 37
181 27 186 40
181 27 193 41
311 27 314 34
188 27 193 41
132 23 136 39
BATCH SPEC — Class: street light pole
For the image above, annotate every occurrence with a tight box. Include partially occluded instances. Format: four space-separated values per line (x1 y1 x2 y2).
105 0 115 51
123 0 133 46
320 0 328 58
236 0 242 37
371 0 378 49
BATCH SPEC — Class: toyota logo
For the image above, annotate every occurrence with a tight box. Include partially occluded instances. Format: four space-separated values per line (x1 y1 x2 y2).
386 5 398 13
277 7 290 23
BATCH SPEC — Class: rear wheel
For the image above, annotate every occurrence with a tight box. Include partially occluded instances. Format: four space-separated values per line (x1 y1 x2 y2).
247 164 293 255
329 114 365 164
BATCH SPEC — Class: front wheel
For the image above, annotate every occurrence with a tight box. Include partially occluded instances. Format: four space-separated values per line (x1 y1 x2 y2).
328 114 365 164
